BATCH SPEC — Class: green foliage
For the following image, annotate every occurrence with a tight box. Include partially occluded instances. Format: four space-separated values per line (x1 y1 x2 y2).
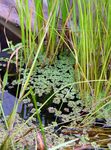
1 0 111 149
16 0 111 102
7 53 84 126
2 71 8 91
11 52 75 96
71 0 111 99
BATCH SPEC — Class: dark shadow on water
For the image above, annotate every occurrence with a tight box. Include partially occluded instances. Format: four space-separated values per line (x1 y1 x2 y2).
0 90 22 116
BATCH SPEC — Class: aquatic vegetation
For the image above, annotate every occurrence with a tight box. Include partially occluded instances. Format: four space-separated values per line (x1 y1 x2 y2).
1 0 111 149
10 52 75 95
6 53 84 125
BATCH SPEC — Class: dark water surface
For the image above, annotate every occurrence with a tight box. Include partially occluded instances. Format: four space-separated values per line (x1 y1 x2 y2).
0 90 22 116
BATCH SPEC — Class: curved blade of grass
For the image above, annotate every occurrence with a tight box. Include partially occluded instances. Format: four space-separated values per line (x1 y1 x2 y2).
49 139 79 150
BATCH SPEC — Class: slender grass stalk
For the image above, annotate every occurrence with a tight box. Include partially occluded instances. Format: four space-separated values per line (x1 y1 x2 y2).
50 4 73 63
30 89 47 149
16 0 26 60
0 71 15 150
49 139 79 150
34 0 44 52
46 0 59 58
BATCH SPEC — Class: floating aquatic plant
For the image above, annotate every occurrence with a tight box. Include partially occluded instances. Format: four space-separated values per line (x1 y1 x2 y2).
0 52 84 126
10 53 75 96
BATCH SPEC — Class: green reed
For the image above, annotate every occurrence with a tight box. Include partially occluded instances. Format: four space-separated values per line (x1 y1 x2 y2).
70 0 111 102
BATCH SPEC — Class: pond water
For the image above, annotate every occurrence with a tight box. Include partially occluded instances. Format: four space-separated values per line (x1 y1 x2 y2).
0 89 56 127
0 90 22 116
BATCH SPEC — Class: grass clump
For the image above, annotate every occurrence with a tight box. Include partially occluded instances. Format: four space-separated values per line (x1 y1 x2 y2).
1 0 111 149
